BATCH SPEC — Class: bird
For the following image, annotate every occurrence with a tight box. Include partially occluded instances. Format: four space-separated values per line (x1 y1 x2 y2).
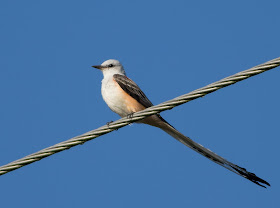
92 59 270 188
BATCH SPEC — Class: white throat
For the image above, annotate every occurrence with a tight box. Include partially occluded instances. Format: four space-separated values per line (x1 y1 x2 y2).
102 68 126 79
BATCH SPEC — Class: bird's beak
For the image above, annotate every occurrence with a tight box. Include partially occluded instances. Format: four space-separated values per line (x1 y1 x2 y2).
92 65 103 70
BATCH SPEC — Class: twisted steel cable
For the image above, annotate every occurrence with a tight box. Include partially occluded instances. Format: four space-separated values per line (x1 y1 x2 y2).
0 57 279 176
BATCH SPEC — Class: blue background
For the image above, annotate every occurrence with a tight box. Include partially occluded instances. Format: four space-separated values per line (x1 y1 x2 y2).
0 0 279 207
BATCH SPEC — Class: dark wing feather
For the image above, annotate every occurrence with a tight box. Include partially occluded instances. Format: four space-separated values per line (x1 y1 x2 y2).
113 74 153 108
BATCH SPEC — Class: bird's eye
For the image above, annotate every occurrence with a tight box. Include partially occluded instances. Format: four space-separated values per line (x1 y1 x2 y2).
108 64 113 67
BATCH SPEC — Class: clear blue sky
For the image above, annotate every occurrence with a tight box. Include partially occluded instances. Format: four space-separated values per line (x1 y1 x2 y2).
0 0 279 207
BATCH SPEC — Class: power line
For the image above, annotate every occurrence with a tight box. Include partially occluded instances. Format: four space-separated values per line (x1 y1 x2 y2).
0 57 279 176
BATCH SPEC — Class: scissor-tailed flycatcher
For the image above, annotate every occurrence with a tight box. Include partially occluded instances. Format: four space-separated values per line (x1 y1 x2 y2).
92 59 270 188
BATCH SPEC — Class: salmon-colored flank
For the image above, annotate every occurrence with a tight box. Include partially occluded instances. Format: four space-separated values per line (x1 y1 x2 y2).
112 78 146 113
112 78 165 127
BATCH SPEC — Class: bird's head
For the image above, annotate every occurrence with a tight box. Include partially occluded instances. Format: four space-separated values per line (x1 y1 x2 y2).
92 59 126 76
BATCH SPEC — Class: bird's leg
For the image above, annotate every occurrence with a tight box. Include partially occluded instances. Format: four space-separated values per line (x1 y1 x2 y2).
127 113 134 119
106 121 119 131
106 121 113 127
126 113 135 126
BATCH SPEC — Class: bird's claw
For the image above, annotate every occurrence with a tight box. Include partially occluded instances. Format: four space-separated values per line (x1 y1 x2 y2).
106 121 118 130
107 121 113 127
127 113 134 119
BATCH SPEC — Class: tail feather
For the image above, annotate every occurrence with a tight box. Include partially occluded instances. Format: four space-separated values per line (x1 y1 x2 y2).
160 121 270 188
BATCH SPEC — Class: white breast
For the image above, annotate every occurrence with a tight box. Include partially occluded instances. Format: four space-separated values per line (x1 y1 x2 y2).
101 76 130 117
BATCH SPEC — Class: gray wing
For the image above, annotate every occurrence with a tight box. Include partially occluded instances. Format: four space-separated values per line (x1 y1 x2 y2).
113 74 153 108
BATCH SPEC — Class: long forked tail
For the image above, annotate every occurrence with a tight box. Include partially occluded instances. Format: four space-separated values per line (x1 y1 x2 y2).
160 122 270 188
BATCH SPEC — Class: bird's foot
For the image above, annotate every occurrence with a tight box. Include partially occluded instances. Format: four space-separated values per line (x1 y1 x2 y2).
127 113 134 119
107 121 113 127
106 121 118 130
